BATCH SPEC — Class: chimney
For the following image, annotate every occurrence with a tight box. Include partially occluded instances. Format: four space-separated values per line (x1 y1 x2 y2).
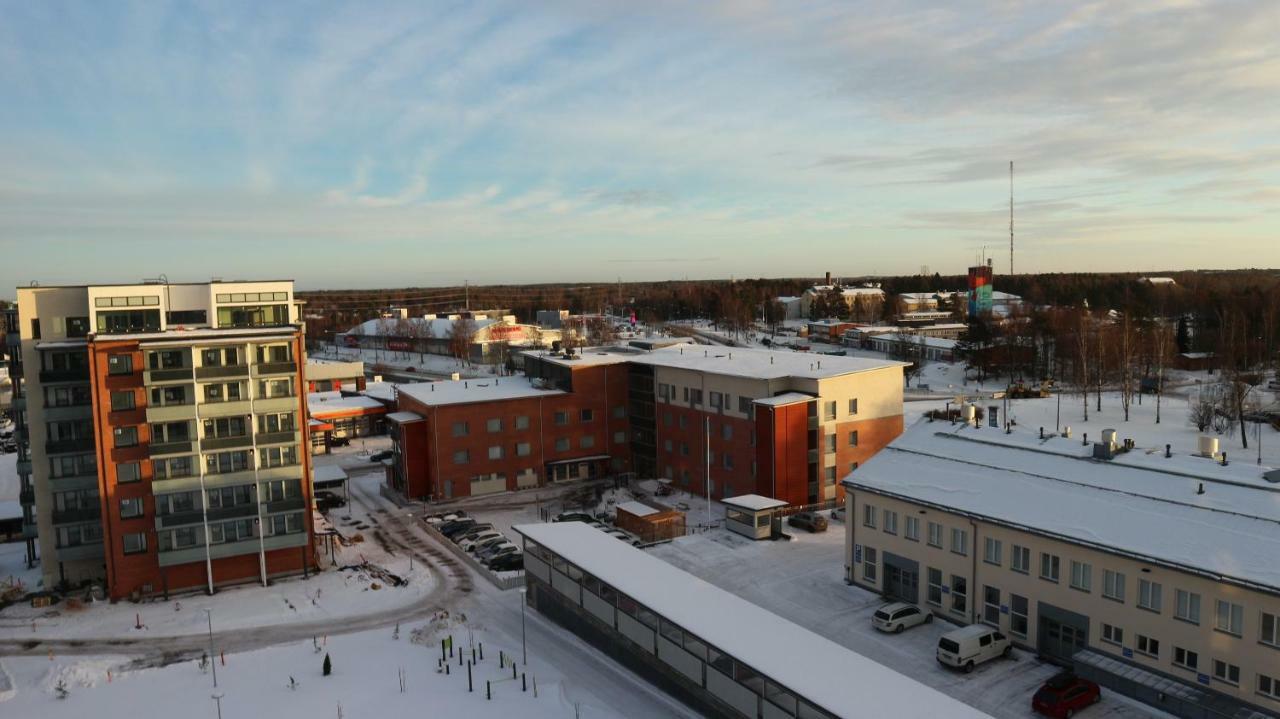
825 271 831 285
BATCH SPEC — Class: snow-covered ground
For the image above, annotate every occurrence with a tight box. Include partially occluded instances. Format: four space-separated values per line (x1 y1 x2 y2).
309 344 504 380
0 453 17 504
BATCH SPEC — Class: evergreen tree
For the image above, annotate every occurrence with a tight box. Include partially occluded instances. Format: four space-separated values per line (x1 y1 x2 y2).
323 653 332 676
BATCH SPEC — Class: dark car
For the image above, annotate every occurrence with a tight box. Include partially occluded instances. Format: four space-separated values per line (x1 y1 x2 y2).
1032 673 1101 718
369 450 394 462
553 512 594 523
438 518 478 538
488 552 524 572
477 542 519 564
453 524 496 543
787 511 828 533
314 491 347 512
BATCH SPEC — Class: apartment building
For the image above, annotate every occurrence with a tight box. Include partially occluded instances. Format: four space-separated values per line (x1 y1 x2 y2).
387 344 906 506
843 422 1280 719
15 281 314 599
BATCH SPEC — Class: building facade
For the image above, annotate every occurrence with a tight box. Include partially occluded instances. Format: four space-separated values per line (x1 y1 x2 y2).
15 281 314 599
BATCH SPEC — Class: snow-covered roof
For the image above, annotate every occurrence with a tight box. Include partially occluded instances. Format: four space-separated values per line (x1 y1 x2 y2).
361 381 399 402
0 499 21 520
386 411 424 423
721 494 789 511
616 501 659 517
91 326 297 342
344 316 498 338
845 422 1280 594
752 392 813 407
775 295 801 303
308 395 386 418
624 345 905 381
396 376 565 407
312 465 349 484
514 522 989 719
840 287 884 297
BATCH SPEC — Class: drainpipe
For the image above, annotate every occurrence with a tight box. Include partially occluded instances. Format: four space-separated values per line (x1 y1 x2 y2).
846 489 856 585
195 394 214 595
970 518 979 625
250 345 267 587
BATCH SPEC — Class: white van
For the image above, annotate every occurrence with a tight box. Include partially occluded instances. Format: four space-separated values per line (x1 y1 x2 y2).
936 624 1011 672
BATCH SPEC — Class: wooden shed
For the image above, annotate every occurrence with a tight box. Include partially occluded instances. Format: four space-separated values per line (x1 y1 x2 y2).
615 500 685 544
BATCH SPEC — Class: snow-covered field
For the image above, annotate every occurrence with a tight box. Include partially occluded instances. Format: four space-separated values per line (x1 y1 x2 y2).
310 344 503 380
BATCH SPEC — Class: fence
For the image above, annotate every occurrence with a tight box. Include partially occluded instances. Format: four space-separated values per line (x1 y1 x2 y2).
422 523 525 591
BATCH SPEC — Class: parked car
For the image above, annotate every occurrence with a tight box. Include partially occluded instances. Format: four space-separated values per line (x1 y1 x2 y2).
655 483 673 496
426 511 466 525
328 436 351 447
1032 673 1101 718
605 529 640 545
488 553 524 572
314 491 347 512
439 518 478 538
936 625 1012 672
459 531 503 552
553 512 594 523
871 602 932 633
478 542 519 564
453 525 495 544
470 536 508 555
787 512 828 533
369 450 394 462
830 507 846 523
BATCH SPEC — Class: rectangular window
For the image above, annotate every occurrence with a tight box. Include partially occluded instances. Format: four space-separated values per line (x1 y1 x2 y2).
927 521 942 548
258 446 298 468
984 537 1002 566
516 442 531 457
1262 611 1279 647
862 547 878 582
554 411 568 425
487 446 503 460
1101 623 1123 646
951 528 968 556
452 421 469 437
486 418 502 433
1103 570 1126 602
882 510 898 535
515 415 530 430
612 405 626 419
738 396 752 414
1136 634 1159 658
721 424 732 441
108 354 133 375
848 398 858 415
1040 553 1060 582
927 568 943 606
863 504 876 528
614 431 626 444
724 454 735 471
1214 600 1243 636
709 391 722 409
1070 561 1092 592
1010 594 1028 638
580 408 594 422
120 497 144 519
1212 659 1240 686
689 389 702 406
452 450 469 464
580 435 595 449
847 430 859 447
950 575 967 614
1175 589 1200 624
555 438 570 452
114 426 138 448
1139 579 1162 612
110 391 135 411
1173 646 1198 671
1260 674 1280 701
983 586 1000 626
904 517 920 541
823 401 836 421
117 462 141 483
123 532 147 555
825 433 837 453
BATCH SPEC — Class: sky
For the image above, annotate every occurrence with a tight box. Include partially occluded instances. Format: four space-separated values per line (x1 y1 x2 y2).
1 0 1279 292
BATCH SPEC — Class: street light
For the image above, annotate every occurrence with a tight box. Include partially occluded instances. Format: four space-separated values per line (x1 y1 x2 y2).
405 513 414 571
204 608 218 688
212 692 224 719
519 587 528 665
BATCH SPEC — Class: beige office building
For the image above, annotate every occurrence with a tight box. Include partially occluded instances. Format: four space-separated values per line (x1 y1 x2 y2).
843 422 1280 719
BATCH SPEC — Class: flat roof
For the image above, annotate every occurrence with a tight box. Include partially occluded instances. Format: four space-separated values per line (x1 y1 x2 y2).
513 522 990 719
752 392 813 407
845 422 1280 593
90 326 298 342
16 279 294 290
721 494 789 511
616 501 659 517
385 411 424 423
308 395 386 418
312 465 348 483
534 344 905 381
396 376 565 407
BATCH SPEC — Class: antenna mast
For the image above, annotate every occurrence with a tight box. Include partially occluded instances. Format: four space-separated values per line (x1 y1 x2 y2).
1009 160 1014 276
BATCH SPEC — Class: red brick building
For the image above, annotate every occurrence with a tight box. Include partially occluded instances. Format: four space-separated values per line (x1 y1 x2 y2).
388 345 906 507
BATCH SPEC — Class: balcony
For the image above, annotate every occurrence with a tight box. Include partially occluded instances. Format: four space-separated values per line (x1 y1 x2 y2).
57 542 104 562
201 434 254 451
52 506 102 525
146 403 198 424
150 440 195 457
196 365 249 380
157 511 205 529
266 497 306 514
16 458 31 476
46 437 95 455
198 399 252 418
807 448 819 464
255 430 297 446
145 368 194 383
207 503 259 523
19 486 34 505
253 395 298 413
44 403 93 422
807 416 819 430
39 367 89 384
254 361 296 377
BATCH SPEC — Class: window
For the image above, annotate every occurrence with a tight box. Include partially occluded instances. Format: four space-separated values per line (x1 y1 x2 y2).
1260 674 1280 701
204 451 250 475
203 416 248 438
98 308 161 333
1213 599 1243 636
259 446 298 468
120 497 144 519
554 411 568 426
117 462 141 483
927 521 942 548
108 354 133 375
452 450 469 464
1040 553 1060 582
847 430 859 447
216 304 287 328
257 412 295 434
1070 561 1092 592
613 431 626 444
721 424 732 441
580 435 595 449
863 504 876 528
514 442 530 457
257 378 293 398
1212 659 1240 686
487 446 503 460
486 418 502 433
950 575 967 614
951 528 968 556
149 350 186 369
1101 623 1123 646
580 409 594 422
976 538 1001 566
883 510 898 535
679 442 689 456
823 401 836 420
612 405 625 419
201 347 239 367
863 547 878 582
848 398 858 415
1174 589 1200 624
122 532 147 555
678 415 687 429
1139 579 1162 612
255 343 291 364
515 415 530 430
153 385 188 406
709 391 722 409
1135 633 1159 658
848 462 858 473
555 438 570 452
927 568 943 606
904 516 920 541
825 434 837 453
724 454 734 471
452 421 469 437
1262 611 1280 647
689 389 702 406
114 426 138 448
1173 646 1198 671
738 396 752 414
153 456 193 480
983 586 1000 626
1010 594 1028 638
1103 570 1126 602
110 391 135 411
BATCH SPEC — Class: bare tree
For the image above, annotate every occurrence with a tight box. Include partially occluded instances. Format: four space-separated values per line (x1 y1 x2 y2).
1119 312 1136 421
448 318 477 365
1151 320 1172 424
1187 395 1216 432
1075 307 1091 422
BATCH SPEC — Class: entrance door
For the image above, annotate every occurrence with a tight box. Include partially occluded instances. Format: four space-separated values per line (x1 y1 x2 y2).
882 552 920 604
1037 602 1089 664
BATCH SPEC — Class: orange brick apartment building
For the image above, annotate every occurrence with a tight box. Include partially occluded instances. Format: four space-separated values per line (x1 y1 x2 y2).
387 344 905 506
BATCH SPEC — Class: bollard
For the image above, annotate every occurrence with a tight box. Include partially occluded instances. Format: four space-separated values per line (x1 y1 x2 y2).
446 662 450 676
1039 427 1044 439
467 661 473 692
459 650 463 667
522 673 527 692
512 662 517 679
1166 444 1172 458
1221 452 1228 466
1082 433 1088 446
487 680 491 701
441 639 446 663
472 647 476 663
499 651 505 669
479 643 484 661
533 676 538 698
449 635 454 658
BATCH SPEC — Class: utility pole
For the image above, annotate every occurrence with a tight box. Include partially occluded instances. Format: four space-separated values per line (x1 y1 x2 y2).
705 416 712 523
1009 160 1015 277
464 280 469 311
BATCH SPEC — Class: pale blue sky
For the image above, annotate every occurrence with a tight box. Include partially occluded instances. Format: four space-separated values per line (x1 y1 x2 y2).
2 1 1278 291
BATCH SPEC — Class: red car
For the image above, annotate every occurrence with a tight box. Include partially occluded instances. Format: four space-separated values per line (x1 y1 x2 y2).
1032 673 1101 718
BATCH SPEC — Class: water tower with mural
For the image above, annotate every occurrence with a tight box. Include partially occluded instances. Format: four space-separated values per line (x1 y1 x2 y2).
967 258 994 316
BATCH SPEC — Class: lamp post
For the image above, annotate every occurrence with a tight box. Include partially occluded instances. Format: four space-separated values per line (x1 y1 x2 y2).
211 692 224 719
204 608 218 688
519 587 528 665
405 513 413 571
